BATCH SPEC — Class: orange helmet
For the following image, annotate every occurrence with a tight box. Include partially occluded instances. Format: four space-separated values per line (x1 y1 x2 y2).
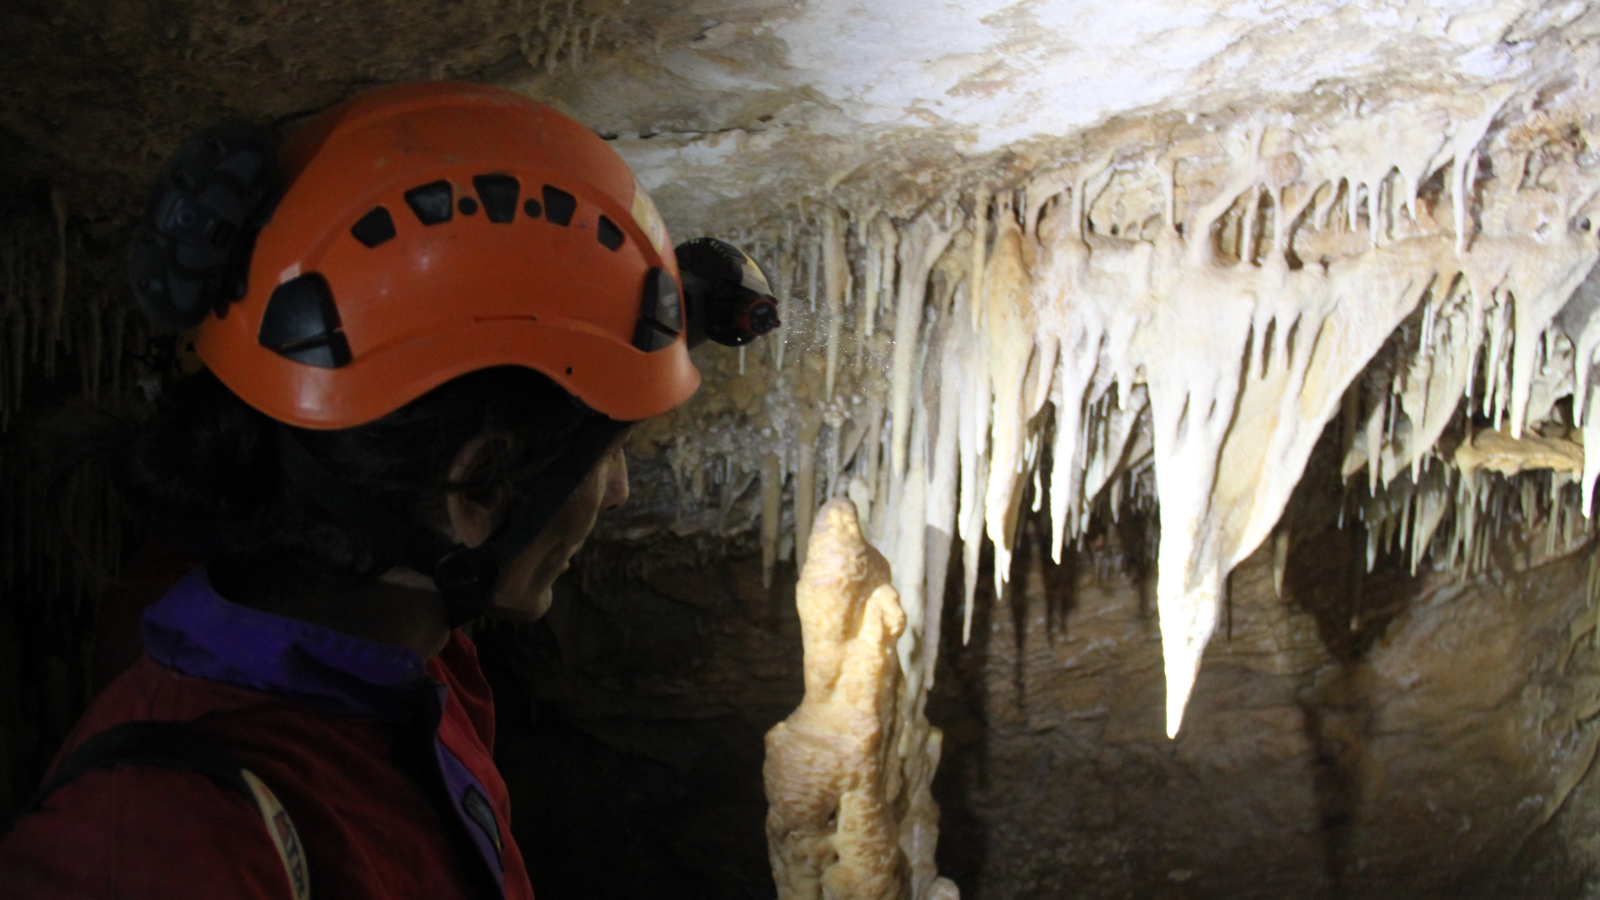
129 82 781 622
182 81 698 428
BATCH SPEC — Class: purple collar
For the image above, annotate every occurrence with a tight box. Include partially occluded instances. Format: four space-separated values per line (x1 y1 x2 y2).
142 567 432 720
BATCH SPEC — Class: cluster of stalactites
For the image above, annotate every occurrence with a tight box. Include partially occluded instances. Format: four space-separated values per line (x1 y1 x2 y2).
1 193 140 603
672 93 1600 739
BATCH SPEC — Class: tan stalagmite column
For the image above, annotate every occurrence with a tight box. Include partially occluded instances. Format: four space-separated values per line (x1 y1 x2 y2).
764 499 959 900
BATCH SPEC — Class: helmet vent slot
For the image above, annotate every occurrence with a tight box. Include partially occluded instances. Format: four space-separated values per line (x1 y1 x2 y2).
597 216 624 251
404 180 454 226
541 185 576 226
473 174 521 223
259 273 352 369
350 206 397 248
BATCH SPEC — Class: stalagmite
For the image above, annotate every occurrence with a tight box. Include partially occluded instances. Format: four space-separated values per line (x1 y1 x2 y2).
765 499 955 900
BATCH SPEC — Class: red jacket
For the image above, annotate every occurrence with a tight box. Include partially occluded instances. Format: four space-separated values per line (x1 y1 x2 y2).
0 568 535 899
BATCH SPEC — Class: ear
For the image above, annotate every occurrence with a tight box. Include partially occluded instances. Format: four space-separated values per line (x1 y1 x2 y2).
445 436 499 548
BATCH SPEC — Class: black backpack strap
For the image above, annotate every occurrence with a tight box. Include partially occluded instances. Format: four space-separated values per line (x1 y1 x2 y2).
10 721 311 900
27 721 251 809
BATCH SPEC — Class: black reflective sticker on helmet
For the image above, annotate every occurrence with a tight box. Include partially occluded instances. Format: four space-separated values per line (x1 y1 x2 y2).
643 267 683 333
597 216 624 251
473 174 520 224
632 267 682 353
523 198 542 219
631 319 677 352
350 206 397 248
259 273 352 369
404 180 453 226
541 185 576 226
458 197 478 216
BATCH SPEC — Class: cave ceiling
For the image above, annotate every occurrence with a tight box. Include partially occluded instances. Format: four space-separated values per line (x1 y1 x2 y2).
6 0 1598 232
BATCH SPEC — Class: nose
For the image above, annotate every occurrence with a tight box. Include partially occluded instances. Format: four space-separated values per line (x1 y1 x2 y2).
602 452 630 511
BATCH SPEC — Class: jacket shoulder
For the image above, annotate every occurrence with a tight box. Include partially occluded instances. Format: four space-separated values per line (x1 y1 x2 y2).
0 765 291 899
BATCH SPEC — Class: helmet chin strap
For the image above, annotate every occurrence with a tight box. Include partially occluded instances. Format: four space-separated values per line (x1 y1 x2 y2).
275 417 629 629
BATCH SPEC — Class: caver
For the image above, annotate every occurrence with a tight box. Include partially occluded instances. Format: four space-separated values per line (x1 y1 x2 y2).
0 80 777 900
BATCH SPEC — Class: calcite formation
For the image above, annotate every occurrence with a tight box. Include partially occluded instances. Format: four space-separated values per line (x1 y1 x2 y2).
764 499 957 900
654 80 1600 741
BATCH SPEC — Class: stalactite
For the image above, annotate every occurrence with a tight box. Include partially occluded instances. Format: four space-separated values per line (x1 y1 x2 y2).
888 212 955 480
432 83 1600 767
1 198 143 609
823 207 850 400
795 410 824 572
968 189 989 329
978 195 1034 597
860 212 896 343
